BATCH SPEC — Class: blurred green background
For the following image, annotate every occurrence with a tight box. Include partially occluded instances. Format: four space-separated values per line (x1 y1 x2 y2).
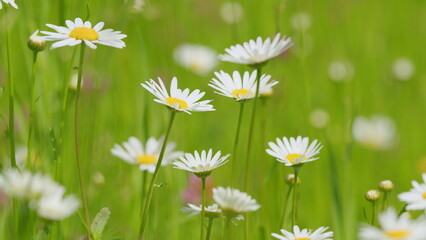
1 0 426 239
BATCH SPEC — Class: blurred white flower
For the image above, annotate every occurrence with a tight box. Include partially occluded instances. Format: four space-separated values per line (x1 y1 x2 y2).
309 109 329 129
290 12 311 31
392 58 415 81
220 2 244 24
111 136 183 173
359 208 426 240
0 168 32 199
328 60 354 82
92 171 105 185
174 44 217 75
352 115 397 150
0 0 18 9
36 191 80 221
213 186 260 219
132 0 145 12
272 225 333 240
182 203 222 218
398 173 426 211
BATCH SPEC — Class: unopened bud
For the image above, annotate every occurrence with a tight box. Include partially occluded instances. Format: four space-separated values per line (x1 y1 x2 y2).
378 180 394 192
28 30 46 52
285 174 301 185
365 190 381 202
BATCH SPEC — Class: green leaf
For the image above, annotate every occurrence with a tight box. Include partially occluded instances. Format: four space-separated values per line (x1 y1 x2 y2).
91 208 111 240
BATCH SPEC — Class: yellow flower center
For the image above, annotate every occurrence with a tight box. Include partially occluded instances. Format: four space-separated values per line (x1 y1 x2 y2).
232 89 254 99
295 238 310 240
189 63 205 72
423 192 426 199
69 27 99 41
165 97 188 109
137 154 157 165
285 153 305 164
385 230 410 239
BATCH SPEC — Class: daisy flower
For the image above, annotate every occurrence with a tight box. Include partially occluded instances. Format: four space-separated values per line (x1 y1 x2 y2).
174 44 218 75
359 208 426 240
28 30 46 52
352 115 397 150
398 173 426 211
0 0 18 9
272 225 333 240
212 186 260 219
182 203 223 218
141 77 215 114
41 17 126 50
36 191 80 221
266 136 322 166
111 136 183 173
209 70 278 101
0 168 32 199
219 33 292 66
173 149 230 177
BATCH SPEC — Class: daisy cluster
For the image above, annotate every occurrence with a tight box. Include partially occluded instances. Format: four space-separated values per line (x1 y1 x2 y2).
0 168 79 221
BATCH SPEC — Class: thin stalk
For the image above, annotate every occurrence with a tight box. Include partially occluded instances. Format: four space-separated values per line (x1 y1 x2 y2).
371 202 376 226
243 66 262 190
280 185 293 229
74 43 91 239
381 192 388 212
206 218 214 240
200 177 206 240
27 51 39 168
55 47 78 181
231 102 245 186
138 111 176 240
242 67 261 240
139 170 148 219
5 6 16 168
222 218 231 240
292 167 301 226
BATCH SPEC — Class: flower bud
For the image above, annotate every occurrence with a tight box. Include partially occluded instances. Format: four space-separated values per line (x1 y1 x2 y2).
260 88 273 98
28 30 46 52
378 180 394 192
285 174 301 185
365 190 381 202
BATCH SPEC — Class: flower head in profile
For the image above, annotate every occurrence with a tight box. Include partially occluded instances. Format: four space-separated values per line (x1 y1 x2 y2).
36 191 80 221
266 136 322 167
41 18 126 49
0 0 18 9
182 203 222 218
398 173 426 211
174 44 217 75
352 115 397 150
111 136 182 173
174 149 230 178
359 208 426 240
219 33 292 66
141 77 215 114
209 70 278 102
272 225 333 240
213 186 260 219
28 30 46 52
0 168 32 199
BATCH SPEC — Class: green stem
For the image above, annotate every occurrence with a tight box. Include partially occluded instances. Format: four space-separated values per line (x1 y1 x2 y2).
206 218 214 240
381 192 388 212
231 102 245 186
200 177 206 240
371 202 376 226
138 111 176 240
222 218 231 240
243 66 262 190
55 47 79 181
140 170 148 219
280 185 293 229
74 43 91 239
292 167 301 226
5 6 16 168
27 51 39 169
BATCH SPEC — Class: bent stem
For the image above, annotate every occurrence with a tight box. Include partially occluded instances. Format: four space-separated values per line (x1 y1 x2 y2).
74 43 91 239
292 166 301 226
5 6 16 168
27 51 39 168
206 217 214 240
200 177 206 240
140 170 148 219
231 102 245 186
138 111 176 240
280 184 294 229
